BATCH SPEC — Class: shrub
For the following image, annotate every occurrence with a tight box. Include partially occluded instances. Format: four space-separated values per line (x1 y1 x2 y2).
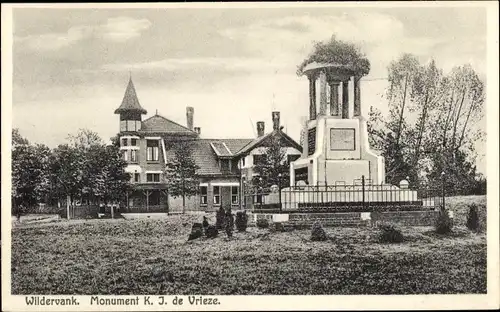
256 218 269 229
310 221 328 241
225 212 234 238
235 211 248 232
435 209 453 234
188 223 203 241
215 207 225 230
205 225 218 238
466 204 479 232
378 223 404 243
274 222 284 232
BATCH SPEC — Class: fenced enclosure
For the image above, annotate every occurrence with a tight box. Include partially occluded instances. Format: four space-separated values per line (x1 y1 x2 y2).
244 179 443 213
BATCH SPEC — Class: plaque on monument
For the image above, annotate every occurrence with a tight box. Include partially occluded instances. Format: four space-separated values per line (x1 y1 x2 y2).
307 127 316 156
330 128 355 151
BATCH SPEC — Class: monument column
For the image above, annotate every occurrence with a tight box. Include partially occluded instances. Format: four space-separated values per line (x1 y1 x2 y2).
329 81 340 116
318 70 328 116
342 79 349 119
354 76 361 117
308 74 317 120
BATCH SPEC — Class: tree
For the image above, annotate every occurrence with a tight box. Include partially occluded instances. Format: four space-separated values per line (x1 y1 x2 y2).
251 134 290 189
49 144 85 208
296 35 370 77
163 140 200 214
367 54 485 192
11 129 51 213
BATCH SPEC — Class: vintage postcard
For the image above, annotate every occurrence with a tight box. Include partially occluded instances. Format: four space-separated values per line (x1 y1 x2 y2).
1 2 499 311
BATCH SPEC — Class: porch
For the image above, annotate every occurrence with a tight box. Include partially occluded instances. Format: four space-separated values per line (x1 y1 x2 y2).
121 184 169 213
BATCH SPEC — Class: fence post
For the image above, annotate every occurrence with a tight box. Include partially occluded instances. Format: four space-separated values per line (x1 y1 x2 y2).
278 173 282 213
66 194 71 220
441 171 446 212
362 175 366 211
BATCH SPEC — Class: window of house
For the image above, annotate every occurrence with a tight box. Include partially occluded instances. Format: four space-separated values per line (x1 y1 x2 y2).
131 138 137 146
253 154 266 166
134 173 140 183
254 194 263 204
287 154 301 165
241 157 246 167
213 186 220 205
146 140 159 161
220 159 230 172
122 150 129 161
122 138 128 146
231 186 239 205
146 173 160 183
130 150 138 162
200 186 208 205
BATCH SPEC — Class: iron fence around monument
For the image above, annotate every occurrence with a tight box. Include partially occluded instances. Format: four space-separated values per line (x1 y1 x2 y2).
244 179 443 213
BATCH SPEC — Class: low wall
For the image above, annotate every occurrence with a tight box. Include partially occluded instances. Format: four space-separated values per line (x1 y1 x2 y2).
370 210 440 226
252 210 442 227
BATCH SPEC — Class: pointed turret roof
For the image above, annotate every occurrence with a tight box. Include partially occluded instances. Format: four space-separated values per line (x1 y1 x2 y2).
114 77 147 114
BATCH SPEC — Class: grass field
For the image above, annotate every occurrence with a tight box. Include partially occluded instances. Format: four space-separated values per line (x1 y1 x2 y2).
11 196 487 295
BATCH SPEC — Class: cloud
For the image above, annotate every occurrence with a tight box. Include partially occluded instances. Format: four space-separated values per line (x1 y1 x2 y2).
15 16 152 51
218 13 444 76
101 57 289 73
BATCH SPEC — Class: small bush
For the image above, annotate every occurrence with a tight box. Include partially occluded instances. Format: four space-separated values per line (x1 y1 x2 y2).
378 223 404 243
188 223 203 241
466 204 479 232
256 218 269 229
225 212 234 238
205 225 218 238
274 222 284 232
235 211 248 232
310 221 328 241
435 209 453 234
215 207 225 230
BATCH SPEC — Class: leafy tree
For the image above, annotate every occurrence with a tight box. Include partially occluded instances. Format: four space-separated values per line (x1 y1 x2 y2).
11 129 51 213
367 54 485 191
296 35 370 76
163 140 200 213
48 144 85 207
251 134 290 189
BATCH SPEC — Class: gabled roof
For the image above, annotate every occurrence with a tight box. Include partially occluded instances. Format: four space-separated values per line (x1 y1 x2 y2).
235 129 302 156
114 78 147 114
163 138 253 176
141 114 197 136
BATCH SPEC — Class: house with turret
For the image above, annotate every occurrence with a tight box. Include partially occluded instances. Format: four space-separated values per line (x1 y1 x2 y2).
114 77 302 213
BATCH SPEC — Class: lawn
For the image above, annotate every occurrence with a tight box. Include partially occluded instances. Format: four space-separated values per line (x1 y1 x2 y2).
11 196 487 295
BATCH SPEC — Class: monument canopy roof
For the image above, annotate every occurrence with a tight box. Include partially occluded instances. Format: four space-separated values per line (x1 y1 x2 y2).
302 61 357 76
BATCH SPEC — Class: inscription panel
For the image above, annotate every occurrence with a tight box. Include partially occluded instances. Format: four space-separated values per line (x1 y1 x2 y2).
307 127 317 156
330 128 356 151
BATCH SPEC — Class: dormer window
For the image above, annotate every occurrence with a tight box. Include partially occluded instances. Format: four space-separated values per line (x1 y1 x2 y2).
122 138 128 146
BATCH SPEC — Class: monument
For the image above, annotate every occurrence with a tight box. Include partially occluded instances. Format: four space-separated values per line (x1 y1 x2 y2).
290 62 385 186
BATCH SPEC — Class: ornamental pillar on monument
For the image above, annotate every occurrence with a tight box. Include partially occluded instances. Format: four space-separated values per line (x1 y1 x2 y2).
353 76 361 117
318 70 328 116
308 73 318 120
328 79 340 117
341 79 350 119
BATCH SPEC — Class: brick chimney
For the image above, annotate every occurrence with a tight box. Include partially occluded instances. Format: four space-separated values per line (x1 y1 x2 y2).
272 111 280 130
194 127 201 135
257 121 265 137
186 107 194 130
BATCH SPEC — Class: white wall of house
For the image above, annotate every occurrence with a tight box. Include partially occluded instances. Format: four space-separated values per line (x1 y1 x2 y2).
239 147 302 169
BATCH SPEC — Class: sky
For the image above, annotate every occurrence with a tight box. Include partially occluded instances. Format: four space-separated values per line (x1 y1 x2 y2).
11 4 488 173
